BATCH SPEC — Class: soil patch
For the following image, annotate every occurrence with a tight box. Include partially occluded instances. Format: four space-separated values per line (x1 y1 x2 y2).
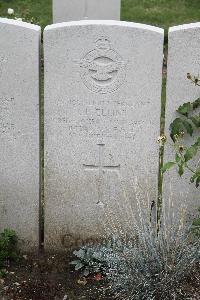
0 254 199 300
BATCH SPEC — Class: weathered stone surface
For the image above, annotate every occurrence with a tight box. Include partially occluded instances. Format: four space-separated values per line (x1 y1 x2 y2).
0 18 41 250
164 23 200 220
44 20 164 250
53 0 121 23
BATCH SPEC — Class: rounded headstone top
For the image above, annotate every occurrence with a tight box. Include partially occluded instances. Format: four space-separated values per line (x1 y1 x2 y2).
169 22 200 33
0 17 41 32
44 20 164 35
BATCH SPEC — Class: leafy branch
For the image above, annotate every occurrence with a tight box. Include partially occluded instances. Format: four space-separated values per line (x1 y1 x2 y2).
162 75 200 188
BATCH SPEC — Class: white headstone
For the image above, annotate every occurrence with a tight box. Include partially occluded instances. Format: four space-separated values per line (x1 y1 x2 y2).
53 0 121 23
164 23 200 219
44 20 164 250
0 18 41 250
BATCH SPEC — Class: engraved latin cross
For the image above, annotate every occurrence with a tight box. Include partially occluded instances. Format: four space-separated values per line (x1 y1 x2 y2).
83 144 120 205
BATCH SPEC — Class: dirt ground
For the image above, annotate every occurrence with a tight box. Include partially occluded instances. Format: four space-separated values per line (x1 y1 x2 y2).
0 253 199 300
0 253 113 300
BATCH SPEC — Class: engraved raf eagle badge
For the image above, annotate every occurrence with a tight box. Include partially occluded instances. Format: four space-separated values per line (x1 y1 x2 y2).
79 37 127 94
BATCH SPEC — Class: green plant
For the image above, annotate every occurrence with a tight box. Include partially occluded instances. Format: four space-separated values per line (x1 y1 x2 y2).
70 180 200 299
6 7 39 24
70 238 122 277
71 219 199 299
162 74 200 188
0 229 18 276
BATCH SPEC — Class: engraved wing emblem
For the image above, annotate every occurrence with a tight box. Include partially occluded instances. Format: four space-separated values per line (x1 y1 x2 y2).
80 60 125 82
78 37 127 94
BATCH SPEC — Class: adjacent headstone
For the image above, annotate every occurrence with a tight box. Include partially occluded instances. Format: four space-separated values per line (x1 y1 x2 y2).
53 0 121 23
44 20 164 250
0 18 41 250
164 23 200 220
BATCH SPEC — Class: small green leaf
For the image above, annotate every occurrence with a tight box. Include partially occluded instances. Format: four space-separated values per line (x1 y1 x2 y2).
178 164 184 177
73 249 85 259
177 102 191 117
192 98 200 110
162 162 176 173
170 118 185 141
195 137 200 146
83 268 90 276
175 154 181 163
189 115 200 128
196 176 200 188
184 145 198 162
75 262 84 271
190 174 196 183
182 120 193 136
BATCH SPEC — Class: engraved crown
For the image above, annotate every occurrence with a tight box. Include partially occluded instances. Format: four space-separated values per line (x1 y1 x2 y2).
95 37 110 51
